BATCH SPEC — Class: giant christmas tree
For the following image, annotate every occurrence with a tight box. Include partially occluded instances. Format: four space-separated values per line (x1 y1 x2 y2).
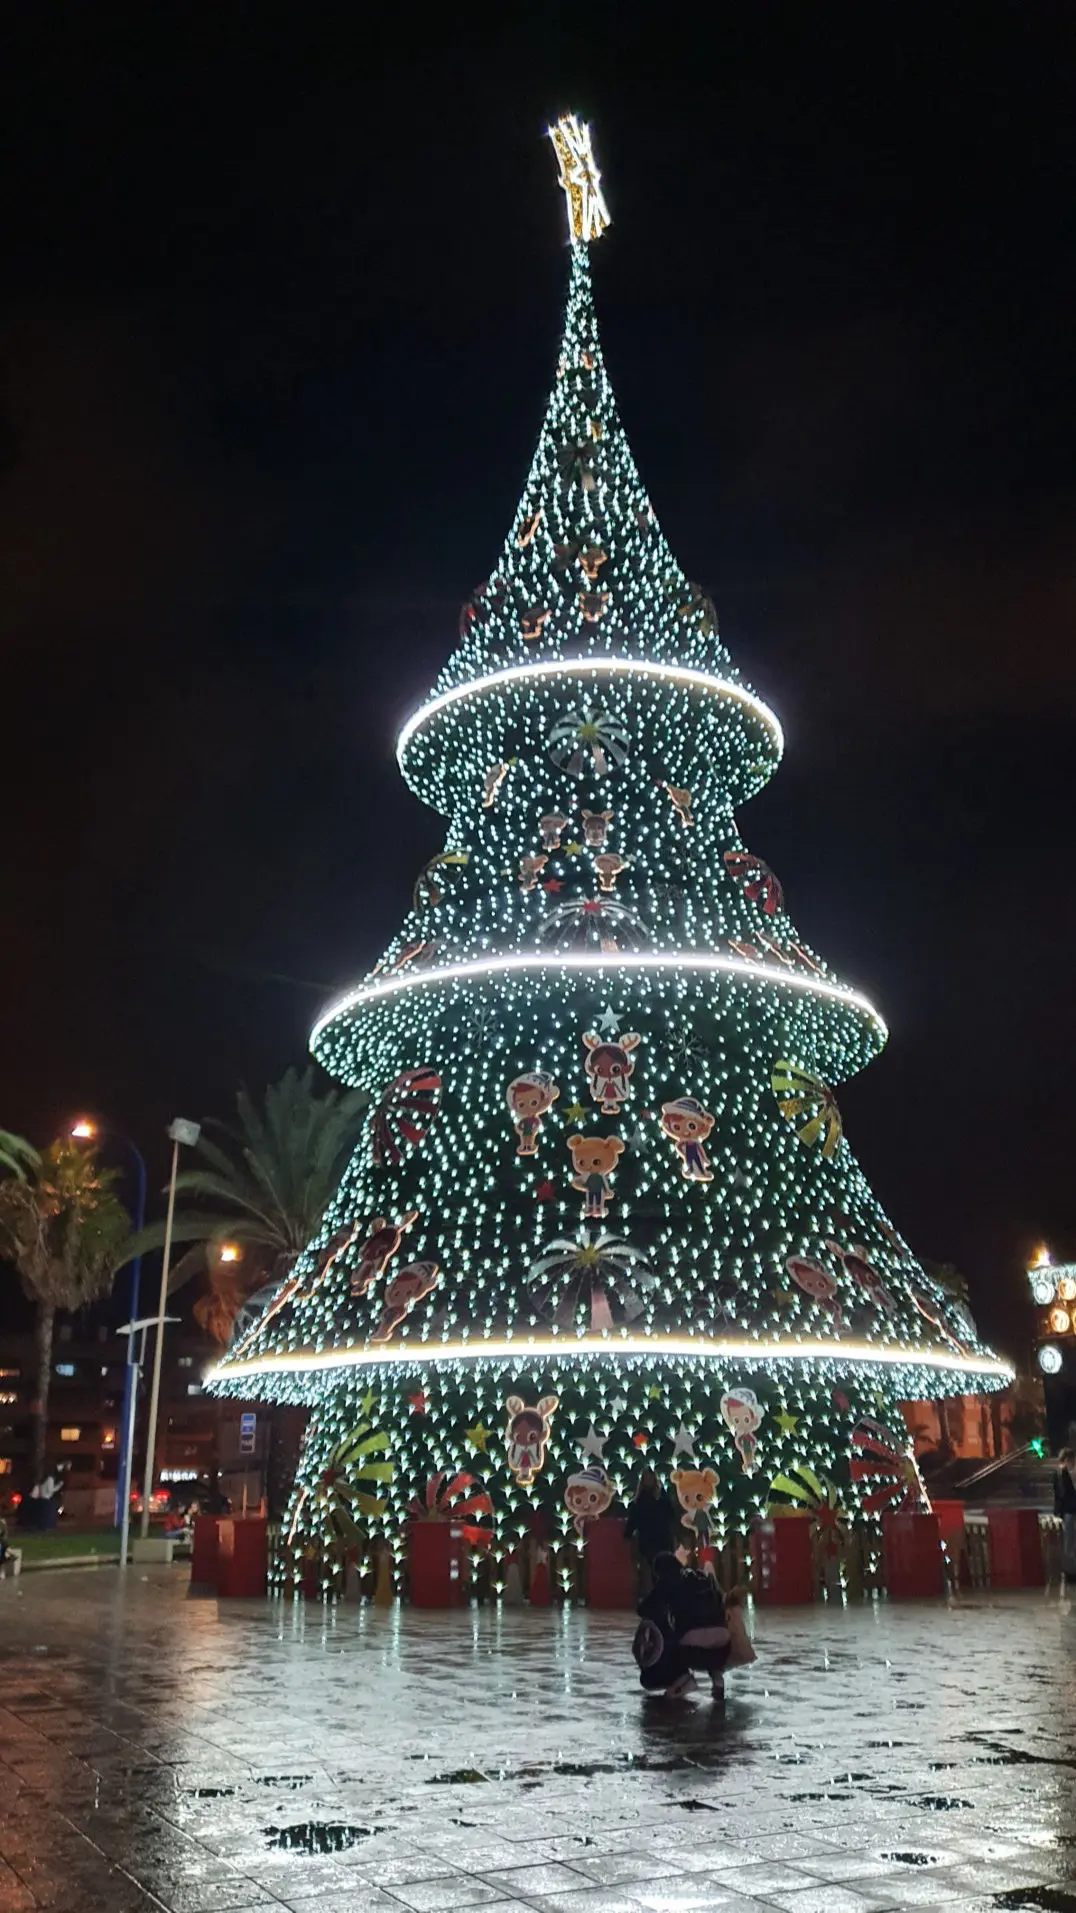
209 117 1010 1586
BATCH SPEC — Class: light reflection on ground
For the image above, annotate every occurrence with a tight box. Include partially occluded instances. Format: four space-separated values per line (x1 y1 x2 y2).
0 1570 1075 1912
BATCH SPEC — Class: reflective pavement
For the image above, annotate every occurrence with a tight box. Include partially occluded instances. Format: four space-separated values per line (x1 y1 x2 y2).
1 1569 1075 1912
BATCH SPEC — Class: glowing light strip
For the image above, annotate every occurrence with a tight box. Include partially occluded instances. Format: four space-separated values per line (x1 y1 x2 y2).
395 657 784 767
310 949 886 1049
207 1334 1013 1388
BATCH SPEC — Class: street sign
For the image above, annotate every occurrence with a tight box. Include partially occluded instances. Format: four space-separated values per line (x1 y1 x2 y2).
239 1411 257 1455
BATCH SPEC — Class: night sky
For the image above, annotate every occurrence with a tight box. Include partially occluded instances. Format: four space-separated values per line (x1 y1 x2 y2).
4 10 1075 1360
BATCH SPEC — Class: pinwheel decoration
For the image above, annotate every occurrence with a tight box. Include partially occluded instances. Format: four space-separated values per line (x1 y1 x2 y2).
537 897 649 955
827 1242 898 1316
946 1296 980 1343
724 849 784 917
772 1061 843 1159
676 580 718 637
767 1464 848 1557
411 849 469 914
457 578 505 639
371 1066 442 1168
908 1281 967 1353
557 437 596 490
548 705 630 779
849 1416 928 1517
407 1471 494 1549
527 1233 656 1331
288 1395 393 1550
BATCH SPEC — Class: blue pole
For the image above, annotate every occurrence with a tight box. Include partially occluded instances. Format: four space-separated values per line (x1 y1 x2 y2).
113 1143 146 1528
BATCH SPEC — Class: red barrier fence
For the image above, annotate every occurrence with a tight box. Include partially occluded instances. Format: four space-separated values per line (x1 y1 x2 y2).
751 1512 815 1605
883 1511 944 1598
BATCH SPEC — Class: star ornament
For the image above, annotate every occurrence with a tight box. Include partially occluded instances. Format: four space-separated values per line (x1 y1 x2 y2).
672 1421 696 1459
580 1423 607 1460
775 1409 800 1436
548 115 611 244
466 1422 490 1453
563 1101 588 1123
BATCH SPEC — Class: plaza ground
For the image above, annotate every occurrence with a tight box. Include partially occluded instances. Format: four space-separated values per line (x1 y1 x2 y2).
1 1571 1075 1913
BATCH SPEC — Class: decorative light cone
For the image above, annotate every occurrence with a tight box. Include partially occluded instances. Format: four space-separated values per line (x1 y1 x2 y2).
207 115 1010 1581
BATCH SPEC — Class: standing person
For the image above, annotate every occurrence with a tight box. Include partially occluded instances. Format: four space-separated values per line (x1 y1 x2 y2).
624 1467 676 1592
1054 1448 1076 1581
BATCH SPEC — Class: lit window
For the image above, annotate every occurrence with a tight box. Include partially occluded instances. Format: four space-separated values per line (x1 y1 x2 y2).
101 1428 116 1448
0 1458 12 1475
55 1363 77 1378
0 1392 17 1405
0 1367 18 1378
178 1356 193 1368
186 1384 203 1397
60 1426 81 1441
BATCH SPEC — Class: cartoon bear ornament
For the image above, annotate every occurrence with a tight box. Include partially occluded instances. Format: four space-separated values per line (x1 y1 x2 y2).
671 1465 719 1543
566 1133 624 1219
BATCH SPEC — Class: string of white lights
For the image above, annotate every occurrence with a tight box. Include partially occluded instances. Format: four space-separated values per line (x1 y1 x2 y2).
310 948 886 1050
208 1334 1014 1387
395 656 784 768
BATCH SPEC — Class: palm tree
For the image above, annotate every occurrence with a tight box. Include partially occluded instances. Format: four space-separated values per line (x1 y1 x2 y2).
0 1140 131 1481
123 1068 369 1343
0 1130 39 1179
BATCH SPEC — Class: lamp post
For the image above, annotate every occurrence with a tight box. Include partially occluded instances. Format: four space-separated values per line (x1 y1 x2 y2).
116 1312 178 1569
140 1117 201 1539
71 1118 147 1528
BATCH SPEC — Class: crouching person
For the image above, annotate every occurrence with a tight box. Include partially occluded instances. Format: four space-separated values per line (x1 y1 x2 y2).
632 1550 754 1700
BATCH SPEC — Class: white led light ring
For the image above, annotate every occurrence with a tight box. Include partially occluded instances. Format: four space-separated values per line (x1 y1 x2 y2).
310 949 887 1053
209 1334 1013 1387
395 657 784 770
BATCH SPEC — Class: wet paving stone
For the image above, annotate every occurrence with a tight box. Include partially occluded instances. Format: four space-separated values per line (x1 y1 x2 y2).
0 1572 1075 1910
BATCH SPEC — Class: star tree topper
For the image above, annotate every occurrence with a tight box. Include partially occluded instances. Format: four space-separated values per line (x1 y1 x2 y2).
548 114 611 244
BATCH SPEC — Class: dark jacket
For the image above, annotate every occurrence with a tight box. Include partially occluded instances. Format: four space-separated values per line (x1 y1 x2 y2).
624 1487 677 1559
638 1562 726 1638
1054 1467 1076 1517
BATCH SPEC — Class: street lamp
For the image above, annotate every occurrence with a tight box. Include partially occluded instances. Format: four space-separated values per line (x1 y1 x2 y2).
116 1310 178 1570
140 1118 201 1538
70 1116 147 1528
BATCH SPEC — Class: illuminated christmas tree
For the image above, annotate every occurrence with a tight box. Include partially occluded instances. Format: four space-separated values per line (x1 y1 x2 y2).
209 116 1010 1585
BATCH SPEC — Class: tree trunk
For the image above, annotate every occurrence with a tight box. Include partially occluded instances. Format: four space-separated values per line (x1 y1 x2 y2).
32 1303 55 1486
